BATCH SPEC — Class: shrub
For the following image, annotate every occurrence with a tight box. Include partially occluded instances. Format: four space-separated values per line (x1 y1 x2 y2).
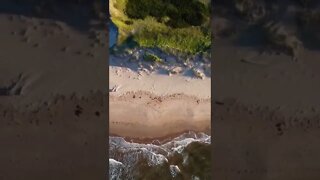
143 52 164 64
125 0 209 28
110 0 211 54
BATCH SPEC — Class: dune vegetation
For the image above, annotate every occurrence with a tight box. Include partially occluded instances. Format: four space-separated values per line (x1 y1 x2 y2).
110 0 211 54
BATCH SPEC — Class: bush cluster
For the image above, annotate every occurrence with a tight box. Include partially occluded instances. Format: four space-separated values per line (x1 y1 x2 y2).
125 0 209 28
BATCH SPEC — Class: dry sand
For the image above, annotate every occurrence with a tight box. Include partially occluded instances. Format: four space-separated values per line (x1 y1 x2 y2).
214 39 320 117
0 14 107 104
213 41 320 179
0 3 108 179
110 91 211 138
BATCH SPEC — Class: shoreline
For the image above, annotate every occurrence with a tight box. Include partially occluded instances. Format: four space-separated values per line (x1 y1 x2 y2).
109 90 211 139
110 130 211 145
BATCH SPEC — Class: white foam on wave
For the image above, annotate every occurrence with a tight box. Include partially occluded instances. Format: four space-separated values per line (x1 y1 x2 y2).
169 165 181 178
109 159 124 180
109 131 211 179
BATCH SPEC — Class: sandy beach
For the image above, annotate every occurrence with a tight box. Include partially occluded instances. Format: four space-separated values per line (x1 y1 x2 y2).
109 61 211 138
0 13 107 105
110 91 211 138
108 1 212 178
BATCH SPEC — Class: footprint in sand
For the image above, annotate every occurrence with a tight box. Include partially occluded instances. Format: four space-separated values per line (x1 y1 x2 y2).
33 43 40 48
61 46 68 52
75 50 83 55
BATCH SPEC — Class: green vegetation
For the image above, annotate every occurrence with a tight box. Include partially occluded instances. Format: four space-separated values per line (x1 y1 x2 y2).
110 0 211 54
125 0 209 28
143 52 164 64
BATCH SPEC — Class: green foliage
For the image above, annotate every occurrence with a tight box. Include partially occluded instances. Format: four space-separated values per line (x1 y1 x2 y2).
134 18 210 53
143 52 164 64
125 0 210 28
110 0 211 54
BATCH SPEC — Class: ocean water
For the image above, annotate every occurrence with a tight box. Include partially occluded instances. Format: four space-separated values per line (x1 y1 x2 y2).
109 131 212 180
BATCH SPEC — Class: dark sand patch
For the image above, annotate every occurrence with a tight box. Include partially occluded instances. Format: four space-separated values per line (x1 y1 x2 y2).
212 100 320 179
0 92 107 180
213 1 320 179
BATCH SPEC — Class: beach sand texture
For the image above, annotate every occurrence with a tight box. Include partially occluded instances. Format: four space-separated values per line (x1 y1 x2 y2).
109 53 211 138
0 1 108 179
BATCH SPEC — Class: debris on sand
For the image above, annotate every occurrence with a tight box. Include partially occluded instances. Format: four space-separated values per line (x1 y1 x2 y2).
169 66 184 75
129 52 140 62
192 68 205 79
110 85 121 92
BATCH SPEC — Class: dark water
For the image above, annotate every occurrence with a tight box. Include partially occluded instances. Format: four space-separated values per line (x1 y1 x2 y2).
109 21 118 48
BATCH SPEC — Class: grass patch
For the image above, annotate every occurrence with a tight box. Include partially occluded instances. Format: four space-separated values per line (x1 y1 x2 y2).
143 52 164 64
110 0 211 54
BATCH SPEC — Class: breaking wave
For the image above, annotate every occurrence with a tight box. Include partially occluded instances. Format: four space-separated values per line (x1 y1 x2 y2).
109 131 211 180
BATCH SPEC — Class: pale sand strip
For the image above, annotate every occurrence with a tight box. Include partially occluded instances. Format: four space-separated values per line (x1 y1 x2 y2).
109 64 211 138
110 91 211 138
109 65 211 99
